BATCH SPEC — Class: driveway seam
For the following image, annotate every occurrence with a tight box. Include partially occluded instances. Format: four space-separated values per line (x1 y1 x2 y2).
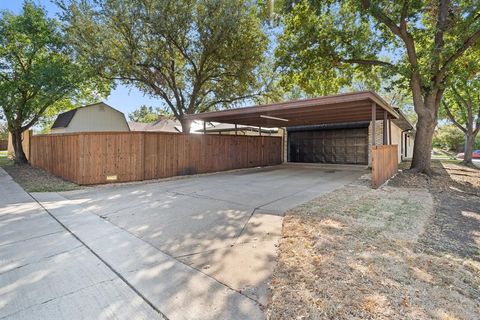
27 192 169 320
173 238 278 259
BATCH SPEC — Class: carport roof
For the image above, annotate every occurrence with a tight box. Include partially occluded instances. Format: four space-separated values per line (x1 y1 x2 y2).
187 91 400 128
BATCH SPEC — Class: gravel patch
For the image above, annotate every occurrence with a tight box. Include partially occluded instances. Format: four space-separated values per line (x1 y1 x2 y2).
1 157 79 192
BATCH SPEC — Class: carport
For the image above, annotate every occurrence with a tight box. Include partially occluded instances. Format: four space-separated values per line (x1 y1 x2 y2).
187 91 401 187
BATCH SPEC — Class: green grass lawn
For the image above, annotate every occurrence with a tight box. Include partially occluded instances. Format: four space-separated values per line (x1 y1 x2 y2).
0 150 12 166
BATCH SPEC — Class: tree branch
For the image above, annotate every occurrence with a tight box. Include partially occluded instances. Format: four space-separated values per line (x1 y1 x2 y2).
341 58 395 68
431 0 450 75
361 0 401 37
205 92 263 111
399 0 409 32
438 29 480 78
451 85 472 124
442 100 467 133
21 88 73 131
361 0 423 98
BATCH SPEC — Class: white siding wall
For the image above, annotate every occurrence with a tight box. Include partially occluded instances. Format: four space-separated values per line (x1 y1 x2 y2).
405 133 415 158
64 104 129 133
390 122 403 161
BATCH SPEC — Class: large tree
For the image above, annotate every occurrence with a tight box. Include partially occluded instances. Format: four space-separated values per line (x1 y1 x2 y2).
441 54 480 165
0 2 107 164
276 0 480 174
58 0 268 133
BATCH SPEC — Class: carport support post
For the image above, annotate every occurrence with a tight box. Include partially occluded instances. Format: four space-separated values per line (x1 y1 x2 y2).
388 117 392 145
371 103 376 146
383 110 388 145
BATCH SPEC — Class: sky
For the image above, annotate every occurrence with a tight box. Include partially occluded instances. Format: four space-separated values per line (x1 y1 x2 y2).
0 0 164 116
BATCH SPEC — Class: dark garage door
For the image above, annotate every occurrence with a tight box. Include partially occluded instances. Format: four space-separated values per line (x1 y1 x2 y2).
288 123 369 165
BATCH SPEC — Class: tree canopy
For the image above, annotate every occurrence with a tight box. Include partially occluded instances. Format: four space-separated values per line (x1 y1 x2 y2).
0 1 109 163
440 51 480 164
58 0 268 132
276 0 480 173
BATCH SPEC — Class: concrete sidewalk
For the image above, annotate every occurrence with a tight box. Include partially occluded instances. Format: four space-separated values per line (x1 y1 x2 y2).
0 168 162 320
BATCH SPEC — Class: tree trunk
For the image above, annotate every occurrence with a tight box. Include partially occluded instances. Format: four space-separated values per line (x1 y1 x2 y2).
410 104 437 175
11 129 28 165
179 116 191 134
462 129 474 165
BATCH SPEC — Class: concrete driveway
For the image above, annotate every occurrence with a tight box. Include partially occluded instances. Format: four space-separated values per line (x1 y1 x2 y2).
2 164 364 319
57 165 364 305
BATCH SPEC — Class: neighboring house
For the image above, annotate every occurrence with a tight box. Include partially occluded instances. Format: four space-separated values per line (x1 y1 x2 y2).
128 119 180 133
51 103 130 134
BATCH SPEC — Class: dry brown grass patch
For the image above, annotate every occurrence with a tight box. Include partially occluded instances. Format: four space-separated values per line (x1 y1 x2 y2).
267 179 480 320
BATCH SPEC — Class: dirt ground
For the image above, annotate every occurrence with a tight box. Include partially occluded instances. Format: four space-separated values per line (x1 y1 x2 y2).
267 161 479 320
0 154 79 192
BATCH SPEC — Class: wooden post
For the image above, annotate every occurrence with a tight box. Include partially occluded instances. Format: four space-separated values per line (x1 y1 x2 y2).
400 132 404 158
388 117 392 145
259 126 262 136
235 123 238 136
405 134 408 157
383 110 387 145
371 103 376 146
203 121 206 134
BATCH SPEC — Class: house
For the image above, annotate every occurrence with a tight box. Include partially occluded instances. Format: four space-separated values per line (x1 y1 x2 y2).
50 102 130 134
128 119 180 133
188 91 415 166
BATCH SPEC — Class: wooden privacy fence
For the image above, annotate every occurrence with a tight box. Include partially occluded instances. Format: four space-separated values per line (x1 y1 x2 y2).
371 144 398 188
30 132 282 185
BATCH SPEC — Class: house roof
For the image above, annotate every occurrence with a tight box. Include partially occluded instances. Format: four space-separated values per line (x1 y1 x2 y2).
51 109 77 129
391 108 415 131
127 122 149 131
129 119 180 133
187 91 400 127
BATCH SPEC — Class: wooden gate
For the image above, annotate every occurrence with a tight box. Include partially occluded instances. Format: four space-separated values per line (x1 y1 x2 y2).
371 145 398 188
